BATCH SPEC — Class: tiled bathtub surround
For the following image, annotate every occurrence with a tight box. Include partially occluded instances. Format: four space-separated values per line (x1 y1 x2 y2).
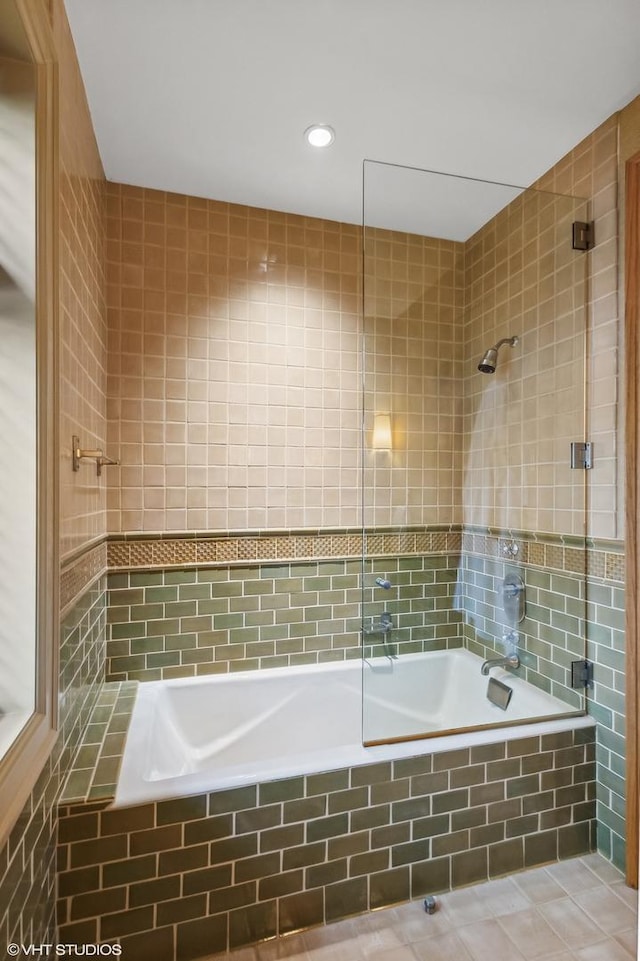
455 539 626 870
106 554 462 682
57 726 596 959
103 524 626 876
104 528 622 687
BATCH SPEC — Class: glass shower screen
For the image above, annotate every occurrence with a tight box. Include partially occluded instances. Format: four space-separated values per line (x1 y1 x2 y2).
361 161 590 745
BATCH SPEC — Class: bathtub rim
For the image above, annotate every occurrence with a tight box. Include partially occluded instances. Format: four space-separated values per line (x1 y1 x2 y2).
113 651 593 809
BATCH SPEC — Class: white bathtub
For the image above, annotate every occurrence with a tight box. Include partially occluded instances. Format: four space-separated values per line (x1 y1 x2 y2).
114 648 592 807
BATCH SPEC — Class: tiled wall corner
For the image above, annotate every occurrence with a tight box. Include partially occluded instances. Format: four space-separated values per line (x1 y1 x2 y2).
457 537 626 869
459 556 586 708
56 727 595 959
586 578 626 870
58 577 109 775
56 0 108 560
61 681 138 805
535 115 621 540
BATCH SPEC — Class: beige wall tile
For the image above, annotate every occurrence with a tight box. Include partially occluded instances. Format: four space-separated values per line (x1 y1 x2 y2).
106 118 621 541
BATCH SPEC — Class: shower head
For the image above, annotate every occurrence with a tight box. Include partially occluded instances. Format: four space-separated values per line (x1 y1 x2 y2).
478 336 519 374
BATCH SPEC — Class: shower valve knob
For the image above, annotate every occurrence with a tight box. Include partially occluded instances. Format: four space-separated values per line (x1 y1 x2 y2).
375 577 392 589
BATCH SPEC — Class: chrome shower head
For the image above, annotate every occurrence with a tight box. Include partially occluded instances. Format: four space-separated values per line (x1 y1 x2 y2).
478 336 518 374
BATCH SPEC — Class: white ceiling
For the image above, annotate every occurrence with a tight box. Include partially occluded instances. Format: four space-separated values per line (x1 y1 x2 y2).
65 0 640 237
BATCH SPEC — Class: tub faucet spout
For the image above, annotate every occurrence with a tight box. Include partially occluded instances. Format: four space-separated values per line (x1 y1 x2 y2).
481 653 520 675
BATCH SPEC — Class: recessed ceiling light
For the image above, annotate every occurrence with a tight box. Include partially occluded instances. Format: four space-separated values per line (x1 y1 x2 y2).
304 124 335 148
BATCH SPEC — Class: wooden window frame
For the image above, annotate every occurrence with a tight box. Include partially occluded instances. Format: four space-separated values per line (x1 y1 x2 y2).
0 0 58 847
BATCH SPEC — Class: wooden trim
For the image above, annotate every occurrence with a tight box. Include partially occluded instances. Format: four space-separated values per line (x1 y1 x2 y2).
624 150 640 888
0 0 59 848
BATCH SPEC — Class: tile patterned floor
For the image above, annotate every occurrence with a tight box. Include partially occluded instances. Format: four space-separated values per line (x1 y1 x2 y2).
206 855 637 961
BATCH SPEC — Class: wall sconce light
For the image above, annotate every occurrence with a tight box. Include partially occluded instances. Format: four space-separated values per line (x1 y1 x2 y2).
372 413 392 450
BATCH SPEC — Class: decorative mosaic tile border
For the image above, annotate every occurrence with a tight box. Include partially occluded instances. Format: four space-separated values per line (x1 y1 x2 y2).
461 528 624 584
106 526 623 583
106 528 462 572
60 525 624 618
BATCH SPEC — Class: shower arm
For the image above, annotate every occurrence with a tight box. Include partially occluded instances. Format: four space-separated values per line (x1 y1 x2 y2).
494 336 518 351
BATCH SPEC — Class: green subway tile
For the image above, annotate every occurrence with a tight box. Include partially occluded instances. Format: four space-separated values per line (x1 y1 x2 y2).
273 577 304 593
214 644 245 661
162 633 196 651
550 574 582 598
369 866 410 910
261 566 292 579
144 586 179 602
107 605 131 624
209 786 257 814
198 601 234 617
129 572 165 587
209 582 243 602
277 890 322 937
213 613 244 630
162 666 195 679
274 630 304 654
244 641 276 659
259 778 305 805
259 655 291 669
229 596 260 613
228 627 260 644
146 617 181 635
109 653 146 673
303 576 332 591
244 612 275 628
147 652 181 669
161 570 197 584
131 637 165 655
244 580 273 596
109 588 145 606
178 914 229 958
228 659 260 673
110 623 142 641
163 601 198 618
107 573 129 589
411 856 451 898
595 686 625 715
176 584 211 600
